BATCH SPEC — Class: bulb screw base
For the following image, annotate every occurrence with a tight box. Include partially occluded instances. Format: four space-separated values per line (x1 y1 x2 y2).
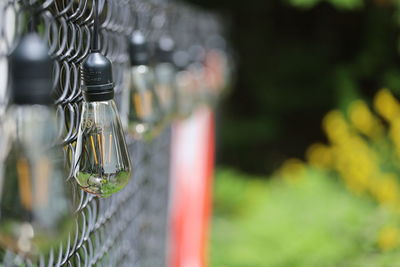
81 52 114 102
155 35 175 64
129 31 149 66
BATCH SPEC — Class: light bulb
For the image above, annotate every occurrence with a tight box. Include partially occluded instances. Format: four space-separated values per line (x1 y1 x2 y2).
127 31 163 140
154 63 175 118
187 44 207 101
188 62 207 104
74 100 131 197
204 50 223 103
0 33 74 257
172 48 201 119
74 51 131 197
175 68 196 119
128 65 162 139
154 36 177 122
206 34 234 97
1 106 73 256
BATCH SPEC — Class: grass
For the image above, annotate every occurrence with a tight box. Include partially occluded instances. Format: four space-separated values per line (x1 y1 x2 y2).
211 168 400 267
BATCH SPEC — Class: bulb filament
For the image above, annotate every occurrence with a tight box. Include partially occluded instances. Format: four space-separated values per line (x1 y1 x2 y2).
133 91 152 119
16 158 32 211
87 129 116 173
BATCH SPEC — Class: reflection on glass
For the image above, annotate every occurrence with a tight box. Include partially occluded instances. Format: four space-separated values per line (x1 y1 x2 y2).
0 105 73 257
74 100 131 198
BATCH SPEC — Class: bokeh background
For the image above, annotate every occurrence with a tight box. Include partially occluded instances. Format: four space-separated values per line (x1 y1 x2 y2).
186 0 400 266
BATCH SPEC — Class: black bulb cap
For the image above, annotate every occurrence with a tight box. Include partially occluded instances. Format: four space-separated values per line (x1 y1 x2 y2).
129 31 149 66
81 52 114 102
9 33 54 105
155 35 175 64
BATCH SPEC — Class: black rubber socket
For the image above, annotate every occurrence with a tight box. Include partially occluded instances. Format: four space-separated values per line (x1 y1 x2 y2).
155 35 175 64
9 33 54 105
81 52 114 102
129 31 149 66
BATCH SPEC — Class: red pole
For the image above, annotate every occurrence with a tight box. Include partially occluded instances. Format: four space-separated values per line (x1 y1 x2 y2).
168 108 215 267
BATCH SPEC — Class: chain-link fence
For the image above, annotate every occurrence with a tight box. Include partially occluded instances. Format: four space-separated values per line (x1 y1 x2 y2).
0 0 224 266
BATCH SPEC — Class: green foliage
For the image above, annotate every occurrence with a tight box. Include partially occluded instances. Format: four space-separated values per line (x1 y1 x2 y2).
211 168 400 267
213 168 266 218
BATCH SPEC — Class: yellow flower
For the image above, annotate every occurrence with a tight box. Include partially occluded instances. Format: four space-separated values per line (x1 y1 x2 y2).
372 174 399 208
279 158 306 182
373 88 400 122
349 100 383 139
389 117 400 158
323 110 351 144
378 226 399 251
306 143 332 169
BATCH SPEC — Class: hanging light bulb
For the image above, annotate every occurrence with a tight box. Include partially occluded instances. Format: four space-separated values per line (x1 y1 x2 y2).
154 35 177 123
170 9 198 119
0 33 74 257
187 43 207 105
205 33 233 100
127 30 162 140
74 1 131 197
173 49 196 119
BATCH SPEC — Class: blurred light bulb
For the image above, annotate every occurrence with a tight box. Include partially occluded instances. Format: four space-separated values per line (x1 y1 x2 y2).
206 34 234 97
154 63 175 118
129 65 161 138
175 68 196 119
154 35 177 123
1 106 73 256
172 49 195 119
204 50 223 103
74 51 131 197
188 62 207 104
127 31 163 140
0 33 74 257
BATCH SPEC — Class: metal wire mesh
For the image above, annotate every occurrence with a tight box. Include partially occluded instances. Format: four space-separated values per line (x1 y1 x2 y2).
0 132 171 266
0 0 215 265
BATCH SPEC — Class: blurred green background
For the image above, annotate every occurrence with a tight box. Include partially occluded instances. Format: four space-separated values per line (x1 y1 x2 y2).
190 0 400 173
211 168 400 266
185 0 400 266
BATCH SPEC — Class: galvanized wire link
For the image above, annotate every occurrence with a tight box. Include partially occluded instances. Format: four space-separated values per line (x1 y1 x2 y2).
0 0 188 265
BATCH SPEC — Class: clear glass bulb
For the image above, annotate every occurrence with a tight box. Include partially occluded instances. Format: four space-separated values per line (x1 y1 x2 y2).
74 100 131 197
175 69 196 118
0 105 73 257
188 62 207 104
128 65 162 140
204 50 222 103
154 62 176 120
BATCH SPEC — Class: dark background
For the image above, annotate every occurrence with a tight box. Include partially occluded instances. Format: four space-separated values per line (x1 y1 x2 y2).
186 0 400 174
